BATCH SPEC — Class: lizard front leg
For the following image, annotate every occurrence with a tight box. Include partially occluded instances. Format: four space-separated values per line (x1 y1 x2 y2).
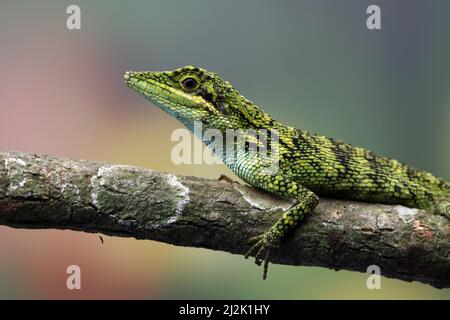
244 176 319 279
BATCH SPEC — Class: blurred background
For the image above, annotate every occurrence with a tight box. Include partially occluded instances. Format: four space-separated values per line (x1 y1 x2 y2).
0 0 449 299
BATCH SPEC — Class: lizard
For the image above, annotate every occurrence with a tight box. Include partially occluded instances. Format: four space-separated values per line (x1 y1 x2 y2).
124 66 450 279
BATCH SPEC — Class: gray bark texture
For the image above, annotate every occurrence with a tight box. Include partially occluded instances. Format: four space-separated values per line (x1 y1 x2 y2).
0 150 448 288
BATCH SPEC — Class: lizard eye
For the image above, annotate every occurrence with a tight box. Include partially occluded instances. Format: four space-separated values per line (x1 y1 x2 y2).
181 77 198 91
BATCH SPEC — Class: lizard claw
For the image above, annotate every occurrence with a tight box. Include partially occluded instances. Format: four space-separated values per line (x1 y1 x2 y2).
244 233 279 280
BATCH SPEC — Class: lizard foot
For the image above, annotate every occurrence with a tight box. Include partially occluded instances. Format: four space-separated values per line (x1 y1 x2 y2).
244 233 279 280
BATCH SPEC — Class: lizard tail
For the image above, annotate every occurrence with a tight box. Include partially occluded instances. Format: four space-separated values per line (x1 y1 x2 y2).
434 199 450 219
433 179 450 219
430 177 450 219
433 197 450 220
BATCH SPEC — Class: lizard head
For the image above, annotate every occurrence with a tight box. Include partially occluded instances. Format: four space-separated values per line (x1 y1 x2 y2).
124 66 275 132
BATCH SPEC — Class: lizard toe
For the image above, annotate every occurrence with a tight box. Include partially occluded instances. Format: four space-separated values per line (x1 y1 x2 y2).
245 232 279 279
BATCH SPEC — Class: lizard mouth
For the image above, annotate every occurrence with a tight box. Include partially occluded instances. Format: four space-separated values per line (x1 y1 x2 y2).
124 70 164 99
123 70 211 112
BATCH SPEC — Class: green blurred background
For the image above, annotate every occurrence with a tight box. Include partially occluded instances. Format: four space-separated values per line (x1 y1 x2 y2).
0 0 449 299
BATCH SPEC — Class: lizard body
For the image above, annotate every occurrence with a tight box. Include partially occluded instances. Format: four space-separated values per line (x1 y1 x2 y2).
124 66 449 278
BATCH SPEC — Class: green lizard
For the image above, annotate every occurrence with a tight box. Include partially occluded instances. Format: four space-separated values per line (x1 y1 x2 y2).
124 66 450 279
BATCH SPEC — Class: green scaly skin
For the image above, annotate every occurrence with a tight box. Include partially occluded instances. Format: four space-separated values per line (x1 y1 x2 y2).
124 66 450 279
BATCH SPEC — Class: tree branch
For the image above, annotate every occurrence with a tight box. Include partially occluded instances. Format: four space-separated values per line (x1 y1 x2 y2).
0 150 448 288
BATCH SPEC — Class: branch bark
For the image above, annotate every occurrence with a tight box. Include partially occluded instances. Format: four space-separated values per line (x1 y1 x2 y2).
0 150 448 288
